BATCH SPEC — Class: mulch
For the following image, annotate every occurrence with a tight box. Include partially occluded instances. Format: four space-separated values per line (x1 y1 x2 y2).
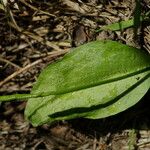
0 0 150 149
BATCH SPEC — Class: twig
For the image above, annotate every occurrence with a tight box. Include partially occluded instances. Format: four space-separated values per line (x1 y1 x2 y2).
20 0 56 17
8 22 62 51
137 139 150 147
0 50 69 87
6 9 61 51
0 57 21 69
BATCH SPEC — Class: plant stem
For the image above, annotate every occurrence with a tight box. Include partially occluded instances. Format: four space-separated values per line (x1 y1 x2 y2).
0 93 39 102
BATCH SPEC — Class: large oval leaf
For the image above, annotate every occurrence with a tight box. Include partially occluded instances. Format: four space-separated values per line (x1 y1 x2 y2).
30 40 150 96
25 40 150 126
26 71 150 126
49 72 150 123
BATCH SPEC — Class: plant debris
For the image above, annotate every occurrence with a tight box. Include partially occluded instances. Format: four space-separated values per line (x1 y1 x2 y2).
0 0 150 149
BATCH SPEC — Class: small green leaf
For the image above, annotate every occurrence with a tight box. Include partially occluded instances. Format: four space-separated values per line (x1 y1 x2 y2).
96 17 144 32
25 40 150 126
96 19 134 32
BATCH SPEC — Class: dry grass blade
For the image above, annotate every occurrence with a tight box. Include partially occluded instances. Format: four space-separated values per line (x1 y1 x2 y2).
8 22 62 51
22 30 62 51
62 0 86 14
0 3 4 10
20 0 56 17
3 2 61 51
0 57 21 69
0 0 150 149
0 0 7 7
137 140 150 147
8 9 22 32
0 50 69 87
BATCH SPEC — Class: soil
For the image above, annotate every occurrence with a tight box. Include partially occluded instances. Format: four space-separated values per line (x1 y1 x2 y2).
0 0 150 149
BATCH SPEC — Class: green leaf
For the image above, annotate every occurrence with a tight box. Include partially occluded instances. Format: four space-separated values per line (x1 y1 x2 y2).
96 17 144 32
27 71 150 126
86 73 150 119
96 19 134 32
48 72 150 122
25 40 150 126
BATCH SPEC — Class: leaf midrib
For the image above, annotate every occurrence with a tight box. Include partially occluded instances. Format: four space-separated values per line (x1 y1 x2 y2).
36 67 150 96
0 67 149 102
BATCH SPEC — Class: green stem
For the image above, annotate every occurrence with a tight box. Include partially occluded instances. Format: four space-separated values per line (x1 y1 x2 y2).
0 93 39 102
0 70 149 102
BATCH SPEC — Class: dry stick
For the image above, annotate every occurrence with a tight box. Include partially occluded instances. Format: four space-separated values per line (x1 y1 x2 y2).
11 42 33 52
9 22 62 51
137 140 150 147
0 50 69 87
0 59 42 87
26 29 60 50
7 10 61 51
0 57 21 69
23 30 62 51
29 48 70 58
20 0 56 17
0 7 69 87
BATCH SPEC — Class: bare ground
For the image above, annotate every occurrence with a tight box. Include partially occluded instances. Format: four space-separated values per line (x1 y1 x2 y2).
0 0 150 149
